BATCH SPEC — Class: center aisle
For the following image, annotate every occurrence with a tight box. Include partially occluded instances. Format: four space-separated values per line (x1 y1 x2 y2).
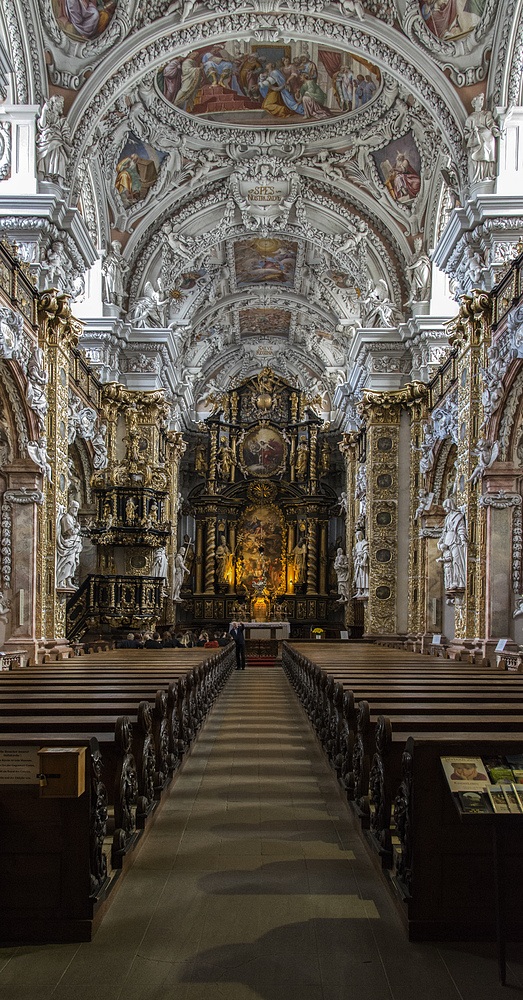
1 667 521 999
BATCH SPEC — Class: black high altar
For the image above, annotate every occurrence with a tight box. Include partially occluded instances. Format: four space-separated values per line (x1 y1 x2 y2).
178 368 344 635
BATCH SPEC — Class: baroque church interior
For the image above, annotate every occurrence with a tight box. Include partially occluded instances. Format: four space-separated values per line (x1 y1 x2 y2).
2 0 523 994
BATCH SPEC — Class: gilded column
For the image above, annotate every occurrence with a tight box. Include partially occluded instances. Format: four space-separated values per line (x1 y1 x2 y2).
448 291 490 640
339 433 358 627
37 290 82 641
309 424 318 493
407 389 429 636
208 424 218 492
358 384 426 638
228 523 236 593
306 518 318 594
205 517 216 594
230 392 238 484
167 430 187 611
195 519 204 594
286 521 295 593
319 522 328 596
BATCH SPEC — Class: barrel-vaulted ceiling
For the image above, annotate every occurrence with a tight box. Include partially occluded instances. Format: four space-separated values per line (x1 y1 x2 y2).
1 0 520 420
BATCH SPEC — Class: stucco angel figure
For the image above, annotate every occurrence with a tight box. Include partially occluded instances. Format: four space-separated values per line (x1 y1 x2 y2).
437 497 467 592
92 424 108 470
469 439 499 485
334 547 350 603
337 0 365 19
513 596 523 619
464 94 501 184
102 240 129 309
173 547 189 602
26 347 48 433
56 499 83 589
128 279 170 328
352 530 369 598
406 237 431 304
27 437 52 482
36 97 72 184
414 488 434 522
363 279 402 328
0 591 10 625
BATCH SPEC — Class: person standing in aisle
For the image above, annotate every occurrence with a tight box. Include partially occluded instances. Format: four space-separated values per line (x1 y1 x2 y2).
230 621 246 669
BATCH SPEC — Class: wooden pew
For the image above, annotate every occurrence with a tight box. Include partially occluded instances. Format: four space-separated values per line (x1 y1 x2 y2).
0 644 234 942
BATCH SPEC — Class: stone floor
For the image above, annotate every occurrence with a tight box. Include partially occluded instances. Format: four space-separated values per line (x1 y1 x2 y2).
1 666 523 1000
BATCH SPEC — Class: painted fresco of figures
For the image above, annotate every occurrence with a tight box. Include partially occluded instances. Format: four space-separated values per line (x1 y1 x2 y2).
157 41 380 125
372 132 421 206
419 0 488 41
56 500 83 589
115 133 167 209
52 0 117 39
437 497 468 591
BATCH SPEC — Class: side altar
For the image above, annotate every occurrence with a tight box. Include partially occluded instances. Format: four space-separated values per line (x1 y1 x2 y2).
175 368 346 633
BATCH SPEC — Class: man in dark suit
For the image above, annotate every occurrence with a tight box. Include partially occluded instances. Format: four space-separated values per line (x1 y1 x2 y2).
230 621 246 669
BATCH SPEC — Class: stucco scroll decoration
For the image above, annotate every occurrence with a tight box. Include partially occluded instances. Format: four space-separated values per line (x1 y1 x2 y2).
229 156 300 235
400 0 497 87
479 490 522 592
39 0 134 90
1 488 44 590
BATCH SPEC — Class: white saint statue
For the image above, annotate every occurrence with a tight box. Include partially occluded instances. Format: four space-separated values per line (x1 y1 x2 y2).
334 547 350 603
352 530 369 597
173 547 189 602
56 499 83 588
437 497 468 592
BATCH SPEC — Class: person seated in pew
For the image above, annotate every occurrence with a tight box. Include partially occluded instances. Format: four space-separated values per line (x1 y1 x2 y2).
133 632 145 648
117 632 141 649
218 631 231 647
196 631 209 647
144 631 163 649
161 631 176 648
204 633 220 649
179 632 194 648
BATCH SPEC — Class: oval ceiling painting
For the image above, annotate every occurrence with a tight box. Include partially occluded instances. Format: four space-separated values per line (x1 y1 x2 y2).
156 42 381 126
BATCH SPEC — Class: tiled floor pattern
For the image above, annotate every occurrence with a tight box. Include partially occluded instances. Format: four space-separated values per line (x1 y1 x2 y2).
1 667 522 999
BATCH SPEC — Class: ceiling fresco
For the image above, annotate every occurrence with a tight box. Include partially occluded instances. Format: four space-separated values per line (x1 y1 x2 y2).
1 0 516 426
156 41 381 126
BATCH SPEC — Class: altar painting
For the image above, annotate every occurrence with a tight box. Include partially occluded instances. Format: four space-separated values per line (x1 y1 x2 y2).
240 308 291 338
115 133 167 208
419 0 487 40
234 238 297 287
156 41 380 125
371 131 421 206
240 426 286 478
52 0 117 40
240 505 284 593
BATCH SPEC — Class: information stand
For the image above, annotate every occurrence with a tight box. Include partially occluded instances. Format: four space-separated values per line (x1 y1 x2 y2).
451 796 523 985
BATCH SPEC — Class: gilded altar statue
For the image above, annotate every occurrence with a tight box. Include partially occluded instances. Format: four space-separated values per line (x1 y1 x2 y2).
195 443 207 476
295 436 308 481
217 436 235 480
319 440 331 477
292 534 307 586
